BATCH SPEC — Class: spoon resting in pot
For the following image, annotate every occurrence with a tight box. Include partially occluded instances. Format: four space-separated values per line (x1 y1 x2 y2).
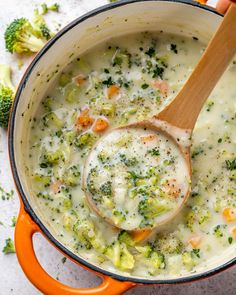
83 4 236 242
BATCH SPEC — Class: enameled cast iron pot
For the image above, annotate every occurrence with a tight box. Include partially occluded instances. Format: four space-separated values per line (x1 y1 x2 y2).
8 0 236 294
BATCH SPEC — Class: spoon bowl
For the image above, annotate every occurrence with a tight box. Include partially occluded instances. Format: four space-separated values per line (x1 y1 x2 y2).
83 119 192 234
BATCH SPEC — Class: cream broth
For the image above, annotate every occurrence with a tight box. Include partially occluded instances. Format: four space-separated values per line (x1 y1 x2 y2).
84 127 190 231
28 32 236 278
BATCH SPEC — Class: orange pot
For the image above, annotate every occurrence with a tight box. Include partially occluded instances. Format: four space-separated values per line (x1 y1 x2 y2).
8 1 235 294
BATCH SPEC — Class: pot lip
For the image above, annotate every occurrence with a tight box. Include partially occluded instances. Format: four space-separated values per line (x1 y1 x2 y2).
8 0 235 285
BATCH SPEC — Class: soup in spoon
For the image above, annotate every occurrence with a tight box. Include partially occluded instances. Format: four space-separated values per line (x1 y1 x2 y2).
84 126 190 230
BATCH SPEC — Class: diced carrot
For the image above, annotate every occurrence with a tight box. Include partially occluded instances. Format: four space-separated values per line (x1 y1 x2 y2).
107 85 120 98
188 236 201 249
195 0 207 4
152 79 169 97
223 208 236 222
76 109 94 129
163 178 181 198
140 134 156 144
232 228 236 238
131 229 152 243
75 74 86 85
51 181 62 194
92 118 109 132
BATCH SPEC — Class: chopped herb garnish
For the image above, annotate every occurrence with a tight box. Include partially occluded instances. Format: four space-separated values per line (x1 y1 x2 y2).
228 237 233 244
145 47 155 58
192 248 200 258
170 44 178 54
102 77 114 87
226 158 236 170
152 65 164 79
148 148 160 156
141 83 149 89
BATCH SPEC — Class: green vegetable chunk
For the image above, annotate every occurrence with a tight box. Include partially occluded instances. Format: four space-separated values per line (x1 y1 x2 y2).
5 18 46 54
0 65 15 128
2 238 15 254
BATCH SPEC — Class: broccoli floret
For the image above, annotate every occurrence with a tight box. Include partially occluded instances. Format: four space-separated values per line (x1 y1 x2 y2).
97 151 110 164
118 231 135 246
33 9 52 41
135 244 153 257
63 165 81 186
155 233 183 254
41 3 60 13
100 181 112 196
5 18 46 54
112 210 126 225
49 3 60 12
119 153 138 167
32 173 51 188
41 3 48 14
40 149 64 168
0 65 15 128
75 132 97 149
214 224 227 238
105 241 134 270
138 197 170 220
2 238 15 254
73 219 105 252
135 245 165 275
182 252 195 271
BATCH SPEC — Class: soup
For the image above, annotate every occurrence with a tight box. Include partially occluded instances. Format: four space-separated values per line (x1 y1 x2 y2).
28 32 236 278
84 126 190 231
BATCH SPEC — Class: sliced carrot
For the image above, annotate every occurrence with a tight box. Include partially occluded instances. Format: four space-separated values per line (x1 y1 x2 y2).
131 229 152 243
188 236 201 249
152 79 169 97
92 118 109 133
232 228 236 238
76 109 94 129
51 181 62 194
107 85 120 99
223 208 236 222
75 74 86 86
140 134 156 144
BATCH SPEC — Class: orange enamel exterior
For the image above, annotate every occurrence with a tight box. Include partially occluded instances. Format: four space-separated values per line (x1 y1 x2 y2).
15 202 136 295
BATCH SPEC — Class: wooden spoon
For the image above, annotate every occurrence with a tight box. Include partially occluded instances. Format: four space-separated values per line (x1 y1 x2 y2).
84 4 236 242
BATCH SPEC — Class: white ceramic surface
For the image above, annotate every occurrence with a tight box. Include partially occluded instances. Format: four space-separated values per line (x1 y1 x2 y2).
0 0 236 294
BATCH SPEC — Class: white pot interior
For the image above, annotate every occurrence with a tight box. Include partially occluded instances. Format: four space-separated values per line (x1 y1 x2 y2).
12 0 235 281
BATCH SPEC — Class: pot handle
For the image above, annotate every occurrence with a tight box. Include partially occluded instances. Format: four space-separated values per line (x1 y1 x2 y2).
15 208 136 295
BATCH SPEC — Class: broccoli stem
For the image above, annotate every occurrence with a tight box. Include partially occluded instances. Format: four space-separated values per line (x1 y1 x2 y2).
20 33 45 52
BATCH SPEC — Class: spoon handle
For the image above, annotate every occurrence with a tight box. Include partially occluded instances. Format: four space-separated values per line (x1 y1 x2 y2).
156 4 236 131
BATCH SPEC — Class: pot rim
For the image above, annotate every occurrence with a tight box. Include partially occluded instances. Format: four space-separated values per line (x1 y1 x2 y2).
9 0 235 284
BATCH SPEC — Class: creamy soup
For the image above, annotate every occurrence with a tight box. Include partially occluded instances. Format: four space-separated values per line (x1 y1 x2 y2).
28 32 236 278
84 127 190 231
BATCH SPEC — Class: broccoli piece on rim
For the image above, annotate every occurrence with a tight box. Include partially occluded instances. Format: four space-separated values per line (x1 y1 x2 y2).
2 238 15 254
0 65 15 128
5 18 46 54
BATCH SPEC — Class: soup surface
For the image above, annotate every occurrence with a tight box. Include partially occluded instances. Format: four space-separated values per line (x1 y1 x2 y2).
28 32 236 278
